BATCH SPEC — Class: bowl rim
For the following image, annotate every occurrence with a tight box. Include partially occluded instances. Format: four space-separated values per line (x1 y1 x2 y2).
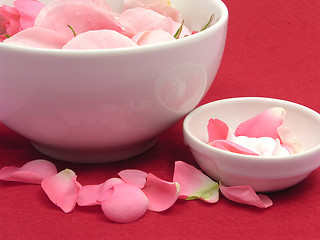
0 0 228 56
183 97 320 164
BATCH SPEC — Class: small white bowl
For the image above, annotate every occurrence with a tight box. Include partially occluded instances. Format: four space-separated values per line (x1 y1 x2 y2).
183 97 320 192
0 0 228 163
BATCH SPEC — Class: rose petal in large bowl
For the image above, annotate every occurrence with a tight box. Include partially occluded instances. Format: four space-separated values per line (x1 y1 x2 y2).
34 0 122 38
63 30 138 49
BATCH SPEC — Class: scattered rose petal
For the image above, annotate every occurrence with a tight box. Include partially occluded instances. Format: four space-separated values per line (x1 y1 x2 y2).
207 118 229 142
77 178 124 206
173 161 219 203
235 107 286 139
219 183 273 208
143 173 180 212
62 30 138 50
209 140 260 156
0 159 57 184
41 169 82 213
34 0 122 38
118 169 147 189
132 29 175 45
3 27 71 48
277 124 304 153
101 183 149 223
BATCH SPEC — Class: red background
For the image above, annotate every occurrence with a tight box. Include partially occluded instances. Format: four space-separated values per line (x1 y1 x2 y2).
0 0 319 239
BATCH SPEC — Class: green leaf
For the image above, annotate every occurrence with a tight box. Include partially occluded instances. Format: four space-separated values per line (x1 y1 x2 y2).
4 34 10 38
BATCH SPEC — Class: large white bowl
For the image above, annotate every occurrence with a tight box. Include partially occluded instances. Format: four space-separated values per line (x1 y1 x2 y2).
183 97 320 192
0 0 228 163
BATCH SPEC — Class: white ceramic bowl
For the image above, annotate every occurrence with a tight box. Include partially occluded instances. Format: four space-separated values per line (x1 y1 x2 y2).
0 0 228 163
183 97 320 192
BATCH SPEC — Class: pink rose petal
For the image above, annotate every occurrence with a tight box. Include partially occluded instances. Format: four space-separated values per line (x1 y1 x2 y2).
143 173 179 212
0 5 20 36
77 178 124 206
124 0 181 21
101 183 149 223
119 7 189 37
118 169 147 189
235 107 286 139
277 124 304 154
132 29 175 45
220 184 273 208
145 2 181 22
0 10 7 35
62 30 138 49
41 169 82 213
207 118 229 142
209 140 260 156
3 27 71 48
14 0 45 30
34 0 122 38
0 159 57 184
173 161 219 203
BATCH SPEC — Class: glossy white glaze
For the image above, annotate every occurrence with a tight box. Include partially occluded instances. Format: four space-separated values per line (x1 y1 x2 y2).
0 0 228 162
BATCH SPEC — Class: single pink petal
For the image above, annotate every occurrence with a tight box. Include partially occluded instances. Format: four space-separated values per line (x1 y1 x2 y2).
0 5 21 36
209 139 260 156
34 1 122 38
173 161 219 203
3 27 71 49
119 7 190 37
77 178 124 206
14 0 45 30
0 12 6 34
62 30 138 50
101 183 148 223
131 30 175 45
0 35 7 42
41 169 82 213
142 173 179 212
146 2 181 22
124 0 181 21
119 7 166 34
235 107 286 139
0 166 20 179
220 183 273 208
207 118 229 142
118 169 147 189
0 159 57 184
277 124 304 154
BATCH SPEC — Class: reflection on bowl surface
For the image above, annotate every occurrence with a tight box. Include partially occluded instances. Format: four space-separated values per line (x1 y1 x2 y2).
183 97 320 192
0 0 228 163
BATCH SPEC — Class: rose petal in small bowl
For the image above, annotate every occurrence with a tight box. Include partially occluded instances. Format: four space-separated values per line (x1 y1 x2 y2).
183 97 320 192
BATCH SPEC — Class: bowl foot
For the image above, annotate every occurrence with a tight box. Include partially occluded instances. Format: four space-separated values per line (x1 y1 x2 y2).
31 139 158 163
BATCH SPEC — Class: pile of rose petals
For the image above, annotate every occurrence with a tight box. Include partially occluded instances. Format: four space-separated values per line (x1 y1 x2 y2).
0 0 193 49
0 159 272 224
207 107 303 156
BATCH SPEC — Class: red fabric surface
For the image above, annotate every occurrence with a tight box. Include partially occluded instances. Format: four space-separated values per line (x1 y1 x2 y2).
0 0 319 239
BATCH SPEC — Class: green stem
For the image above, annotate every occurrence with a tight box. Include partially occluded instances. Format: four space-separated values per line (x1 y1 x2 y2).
174 20 185 39
201 14 214 31
67 25 77 37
